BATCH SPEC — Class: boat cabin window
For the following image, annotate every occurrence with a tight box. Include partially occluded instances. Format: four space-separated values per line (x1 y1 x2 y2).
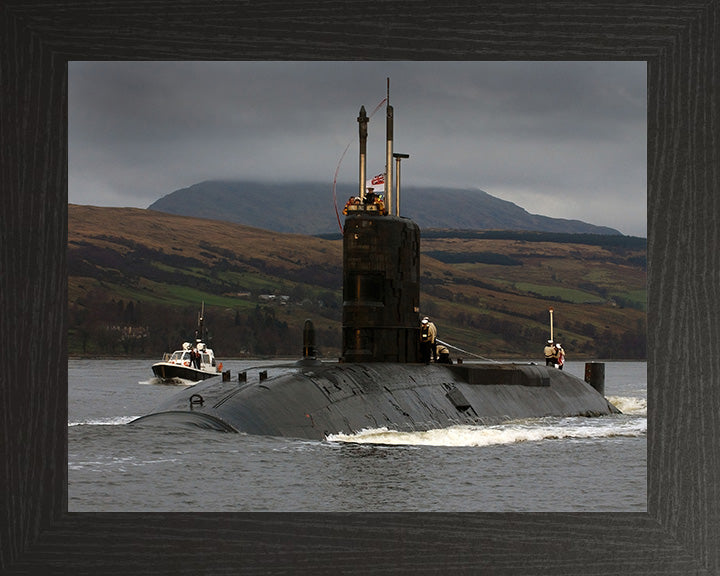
170 351 192 362
201 353 211 364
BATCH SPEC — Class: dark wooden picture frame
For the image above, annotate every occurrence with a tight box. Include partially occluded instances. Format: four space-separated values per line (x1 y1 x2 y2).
2 2 718 574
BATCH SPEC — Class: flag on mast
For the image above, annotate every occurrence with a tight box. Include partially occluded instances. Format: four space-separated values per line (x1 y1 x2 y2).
366 173 385 192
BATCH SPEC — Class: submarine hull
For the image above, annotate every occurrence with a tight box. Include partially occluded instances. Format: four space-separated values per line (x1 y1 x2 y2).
132 362 619 440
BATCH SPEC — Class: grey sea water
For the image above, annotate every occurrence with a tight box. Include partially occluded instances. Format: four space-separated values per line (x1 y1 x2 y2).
68 359 646 512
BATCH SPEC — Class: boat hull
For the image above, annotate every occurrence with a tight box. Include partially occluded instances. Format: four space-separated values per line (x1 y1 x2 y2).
151 362 218 382
133 362 619 440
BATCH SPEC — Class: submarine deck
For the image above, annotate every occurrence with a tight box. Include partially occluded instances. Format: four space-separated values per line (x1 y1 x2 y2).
132 361 619 440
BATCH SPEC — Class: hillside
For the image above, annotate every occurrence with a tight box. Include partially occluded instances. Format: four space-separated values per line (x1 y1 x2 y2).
148 180 623 236
68 204 646 360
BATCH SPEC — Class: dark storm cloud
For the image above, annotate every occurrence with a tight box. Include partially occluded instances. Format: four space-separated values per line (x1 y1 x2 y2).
69 61 646 236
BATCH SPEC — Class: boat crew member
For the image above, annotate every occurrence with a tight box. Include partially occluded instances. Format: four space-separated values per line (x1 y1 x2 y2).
342 196 361 215
544 340 556 366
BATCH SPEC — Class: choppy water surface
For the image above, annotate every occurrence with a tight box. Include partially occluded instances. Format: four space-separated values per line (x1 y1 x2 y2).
69 359 646 512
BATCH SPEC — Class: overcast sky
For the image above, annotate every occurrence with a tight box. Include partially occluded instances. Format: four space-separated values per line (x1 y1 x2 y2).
69 61 646 237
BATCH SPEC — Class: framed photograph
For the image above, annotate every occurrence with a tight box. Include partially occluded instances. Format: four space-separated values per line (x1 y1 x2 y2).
2 2 717 574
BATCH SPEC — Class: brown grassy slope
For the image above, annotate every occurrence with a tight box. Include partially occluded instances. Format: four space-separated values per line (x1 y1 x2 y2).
69 205 341 271
69 205 344 357
68 205 646 359
69 205 343 302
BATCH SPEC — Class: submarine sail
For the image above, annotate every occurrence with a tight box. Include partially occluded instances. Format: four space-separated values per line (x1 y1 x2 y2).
131 87 619 439
342 213 420 364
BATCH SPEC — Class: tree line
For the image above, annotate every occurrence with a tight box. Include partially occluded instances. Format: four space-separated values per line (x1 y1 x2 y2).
68 293 340 357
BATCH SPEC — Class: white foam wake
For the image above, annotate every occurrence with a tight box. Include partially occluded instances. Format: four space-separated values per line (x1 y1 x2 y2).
68 416 138 427
608 396 647 416
138 377 193 386
326 416 646 447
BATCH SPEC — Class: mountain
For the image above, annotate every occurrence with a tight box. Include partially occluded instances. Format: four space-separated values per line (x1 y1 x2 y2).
147 180 622 235
68 205 646 360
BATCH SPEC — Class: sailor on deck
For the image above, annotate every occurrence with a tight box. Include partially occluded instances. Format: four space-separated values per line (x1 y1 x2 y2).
555 343 565 370
544 340 556 366
436 344 452 364
420 317 437 363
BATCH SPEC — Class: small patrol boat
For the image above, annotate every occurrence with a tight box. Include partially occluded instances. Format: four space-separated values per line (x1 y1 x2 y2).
151 304 222 383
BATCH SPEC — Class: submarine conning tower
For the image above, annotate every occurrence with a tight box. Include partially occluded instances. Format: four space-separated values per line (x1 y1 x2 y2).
341 83 421 364
342 213 420 363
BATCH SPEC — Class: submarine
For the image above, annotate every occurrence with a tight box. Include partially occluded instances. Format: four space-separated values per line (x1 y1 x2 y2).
131 86 619 440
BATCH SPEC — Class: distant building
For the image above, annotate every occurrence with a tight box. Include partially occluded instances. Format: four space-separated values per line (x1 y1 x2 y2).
259 294 290 304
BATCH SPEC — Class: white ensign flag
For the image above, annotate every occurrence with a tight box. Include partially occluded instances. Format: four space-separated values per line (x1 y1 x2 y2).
366 173 385 193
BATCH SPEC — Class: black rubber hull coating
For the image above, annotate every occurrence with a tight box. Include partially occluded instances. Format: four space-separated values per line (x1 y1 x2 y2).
132 362 619 440
342 215 420 363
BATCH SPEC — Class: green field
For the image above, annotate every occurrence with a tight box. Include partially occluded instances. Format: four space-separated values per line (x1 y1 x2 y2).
69 205 646 359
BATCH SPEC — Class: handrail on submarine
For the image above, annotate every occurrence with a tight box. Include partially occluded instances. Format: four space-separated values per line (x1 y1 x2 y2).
435 338 501 364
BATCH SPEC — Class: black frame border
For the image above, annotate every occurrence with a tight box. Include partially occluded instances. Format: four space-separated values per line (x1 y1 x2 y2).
2 1 718 574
